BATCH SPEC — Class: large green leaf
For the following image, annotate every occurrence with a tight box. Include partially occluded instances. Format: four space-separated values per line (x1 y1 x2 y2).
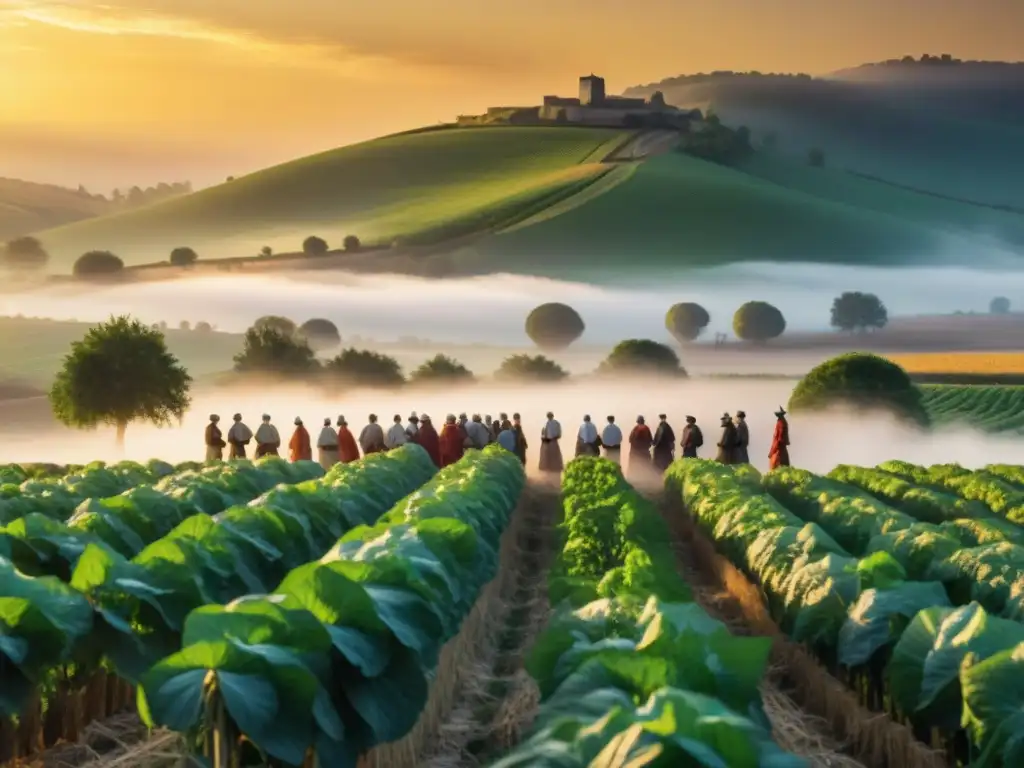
838 581 950 667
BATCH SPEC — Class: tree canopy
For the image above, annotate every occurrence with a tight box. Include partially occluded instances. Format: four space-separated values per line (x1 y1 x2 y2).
990 296 1011 314
525 303 585 351
179 320 191 331
302 236 329 256
74 251 124 278
494 354 568 383
665 302 710 343
169 247 198 267
253 315 297 337
233 325 318 376
324 349 404 388
597 339 687 376
789 352 930 427
409 354 474 385
343 235 361 252
2 236 49 271
830 292 888 332
733 301 786 342
298 318 341 349
194 321 212 333
49 315 192 446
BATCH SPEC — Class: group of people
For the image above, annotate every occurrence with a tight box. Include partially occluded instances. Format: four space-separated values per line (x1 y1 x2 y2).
203 407 792 474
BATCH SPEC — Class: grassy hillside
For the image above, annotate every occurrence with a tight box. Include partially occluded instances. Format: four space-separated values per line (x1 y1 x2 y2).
30 127 629 273
0 179 112 241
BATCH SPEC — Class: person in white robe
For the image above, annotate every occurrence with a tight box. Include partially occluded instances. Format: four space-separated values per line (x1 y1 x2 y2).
405 412 420 441
576 415 600 457
316 417 339 470
360 414 386 454
254 414 281 457
539 411 564 473
227 413 253 459
385 414 408 450
601 415 623 466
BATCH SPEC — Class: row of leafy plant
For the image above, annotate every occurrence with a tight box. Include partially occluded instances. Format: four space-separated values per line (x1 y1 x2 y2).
668 459 1024 766
137 444 526 767
492 456 805 767
879 460 1024 524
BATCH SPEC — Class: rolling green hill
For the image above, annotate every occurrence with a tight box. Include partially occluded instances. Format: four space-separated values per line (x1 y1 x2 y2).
29 127 629 272
0 178 113 241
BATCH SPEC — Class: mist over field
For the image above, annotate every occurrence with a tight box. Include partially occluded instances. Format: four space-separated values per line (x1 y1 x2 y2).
6 260 1024 344
3 378 1023 471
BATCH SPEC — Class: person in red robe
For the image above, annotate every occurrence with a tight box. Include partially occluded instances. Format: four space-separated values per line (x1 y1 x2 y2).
414 414 442 467
439 414 465 467
336 416 361 463
627 416 654 476
288 417 312 462
768 406 791 470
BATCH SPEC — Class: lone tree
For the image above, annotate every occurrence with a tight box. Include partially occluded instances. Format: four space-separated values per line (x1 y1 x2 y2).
49 316 192 448
525 303 585 351
169 247 198 267
2 236 49 271
410 354 474 386
990 296 1011 315
494 354 568 383
343 235 361 252
733 301 786 343
302 236 329 257
74 251 124 278
253 315 297 337
324 349 404 388
597 339 687 377
665 302 710 344
194 321 212 333
830 292 888 332
259 246 273 258
298 318 341 350
233 325 318 376
179 320 191 331
789 352 930 427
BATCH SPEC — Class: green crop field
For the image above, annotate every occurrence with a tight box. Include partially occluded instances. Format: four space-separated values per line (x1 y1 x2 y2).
920 384 1024 435
29 127 629 272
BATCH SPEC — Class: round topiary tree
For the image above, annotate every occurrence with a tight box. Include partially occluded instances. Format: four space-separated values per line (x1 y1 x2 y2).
194 321 212 333
343 235 361 252
494 354 568 383
74 251 124 278
733 301 786 343
665 302 710 344
302 236 329 256
597 339 687 377
409 354 474 385
253 315 297 337
525 303 585 351
298 318 341 349
324 349 404 388
788 352 930 427
990 296 1011 315
169 246 198 267
2 236 49 271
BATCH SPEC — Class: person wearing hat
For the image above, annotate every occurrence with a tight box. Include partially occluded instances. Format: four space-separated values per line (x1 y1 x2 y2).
439 414 465 467
467 414 490 449
336 415 361 463
385 414 408 451
601 415 623 466
254 414 281 458
359 414 385 455
316 417 340 470
289 417 312 463
227 413 253 460
539 411 563 474
416 414 442 467
733 411 750 464
576 415 600 457
769 406 791 470
512 412 528 466
652 414 676 472
498 412 513 434
681 415 703 458
405 412 420 441
628 415 653 476
716 412 738 465
205 414 226 461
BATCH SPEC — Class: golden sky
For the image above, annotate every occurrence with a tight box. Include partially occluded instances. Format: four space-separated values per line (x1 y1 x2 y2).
1 0 1021 190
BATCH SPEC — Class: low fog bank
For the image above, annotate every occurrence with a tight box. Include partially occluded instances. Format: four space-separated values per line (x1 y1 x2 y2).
8 261 1024 345
4 379 1022 472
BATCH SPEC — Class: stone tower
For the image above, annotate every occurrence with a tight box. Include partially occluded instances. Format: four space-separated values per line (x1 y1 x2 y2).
578 74 606 107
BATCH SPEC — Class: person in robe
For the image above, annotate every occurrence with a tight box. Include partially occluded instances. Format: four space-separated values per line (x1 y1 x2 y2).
716 413 738 464
734 410 750 464
601 415 623 466
255 414 281 457
512 412 528 465
652 414 676 471
497 422 518 453
289 417 312 462
498 412 513 434
405 412 420 441
769 406 791 470
359 414 385 455
680 416 703 458
628 416 653 475
576 415 600 457
336 416 361 463
316 417 339 470
539 411 564 474
415 414 442 467
385 414 408 450
484 415 495 442
439 414 466 467
205 414 226 461
467 415 490 449
226 413 252 459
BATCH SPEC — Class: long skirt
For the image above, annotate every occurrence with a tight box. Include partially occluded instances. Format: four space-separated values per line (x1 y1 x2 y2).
229 442 247 459
538 439 564 473
576 440 599 458
653 449 674 472
715 448 734 464
255 443 279 458
682 446 698 458
318 446 339 471
628 448 650 476
602 446 621 466
734 445 750 464
769 447 790 470
205 445 223 461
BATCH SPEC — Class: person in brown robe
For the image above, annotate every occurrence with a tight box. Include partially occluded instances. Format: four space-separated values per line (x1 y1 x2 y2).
716 413 738 464
733 410 750 464
512 412 528 466
769 406 791 470
439 414 465 467
680 415 703 458
288 417 312 462
628 416 653 475
205 415 226 461
336 416 361 463
414 414 442 467
651 414 675 471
